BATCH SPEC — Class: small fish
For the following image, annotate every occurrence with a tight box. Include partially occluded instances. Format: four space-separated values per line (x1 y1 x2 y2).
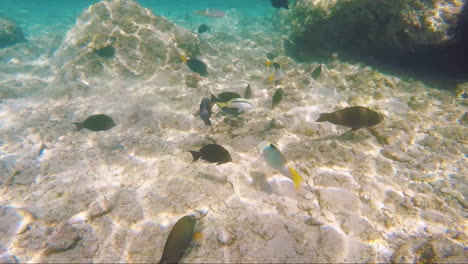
266 52 277 60
73 114 116 131
216 98 254 114
199 97 212 126
265 60 274 67
257 141 303 189
244 84 252 99
311 63 322 79
210 92 241 104
189 144 232 165
181 56 208 77
92 45 115 58
269 63 284 83
271 0 289 9
197 24 210 34
272 88 284 109
194 9 225 18
315 106 383 131
159 215 196 264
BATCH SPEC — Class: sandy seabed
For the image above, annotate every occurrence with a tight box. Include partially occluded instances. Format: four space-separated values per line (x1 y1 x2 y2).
0 1 467 263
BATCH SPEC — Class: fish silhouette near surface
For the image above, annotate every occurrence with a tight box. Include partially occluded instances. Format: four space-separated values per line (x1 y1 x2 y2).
316 106 383 131
258 141 303 190
159 215 196 264
181 56 208 76
271 0 289 9
73 114 116 131
199 97 212 126
189 144 232 165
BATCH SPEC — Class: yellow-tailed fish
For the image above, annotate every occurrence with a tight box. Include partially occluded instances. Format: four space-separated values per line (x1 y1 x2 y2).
216 98 254 114
159 215 196 264
257 141 303 189
265 60 273 67
180 55 188 62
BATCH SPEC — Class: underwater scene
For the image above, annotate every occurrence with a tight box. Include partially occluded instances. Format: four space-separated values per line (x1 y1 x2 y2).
0 0 467 263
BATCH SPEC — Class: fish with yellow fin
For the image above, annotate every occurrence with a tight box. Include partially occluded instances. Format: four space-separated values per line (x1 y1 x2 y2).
268 62 284 83
257 141 303 190
181 55 208 76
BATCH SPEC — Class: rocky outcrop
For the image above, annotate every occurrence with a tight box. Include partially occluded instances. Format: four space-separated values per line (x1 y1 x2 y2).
50 0 202 92
286 0 464 58
0 16 26 48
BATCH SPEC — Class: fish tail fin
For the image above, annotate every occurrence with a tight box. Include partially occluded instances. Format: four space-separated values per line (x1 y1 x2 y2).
210 93 218 103
268 74 275 83
189 151 202 162
265 60 273 67
315 113 331 122
72 122 83 131
288 166 303 190
216 102 227 108
180 55 188 62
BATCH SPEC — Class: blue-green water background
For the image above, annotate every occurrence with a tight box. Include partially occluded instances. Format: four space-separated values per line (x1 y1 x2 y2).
1 0 276 39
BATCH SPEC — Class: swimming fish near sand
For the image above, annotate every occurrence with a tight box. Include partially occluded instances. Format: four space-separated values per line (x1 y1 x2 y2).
257 141 303 190
271 0 289 9
269 62 284 83
244 84 252 99
272 88 284 109
189 144 232 165
199 97 212 126
181 56 208 77
92 45 115 58
197 24 210 34
210 92 241 104
316 106 383 131
311 63 322 79
159 215 196 264
216 98 254 114
73 114 116 131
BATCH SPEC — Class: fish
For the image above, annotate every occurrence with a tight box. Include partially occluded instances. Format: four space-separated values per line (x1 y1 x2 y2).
311 63 322 79
210 92 241 104
92 45 115 58
266 52 277 60
197 24 210 34
216 98 254 114
194 9 225 18
189 144 232 165
272 88 284 109
315 106 383 131
257 141 303 190
265 60 274 67
271 0 289 9
159 215 196 264
73 114 116 131
181 56 208 76
269 63 284 83
244 84 252 99
199 97 212 126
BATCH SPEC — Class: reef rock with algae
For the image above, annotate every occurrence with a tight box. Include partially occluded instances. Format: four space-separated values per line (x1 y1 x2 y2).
50 0 202 95
285 0 465 58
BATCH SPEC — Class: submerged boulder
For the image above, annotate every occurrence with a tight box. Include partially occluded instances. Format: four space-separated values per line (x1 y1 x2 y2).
51 0 202 91
286 0 464 58
0 16 26 48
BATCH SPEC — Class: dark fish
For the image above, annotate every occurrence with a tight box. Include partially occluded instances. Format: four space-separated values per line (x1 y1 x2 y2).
273 62 281 70
197 24 210 34
199 97 212 126
315 106 383 131
266 52 277 60
244 84 252 99
271 0 289 9
159 215 196 264
187 59 208 76
311 63 322 79
73 114 116 131
210 92 241 104
189 144 232 165
272 88 284 109
93 45 115 58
